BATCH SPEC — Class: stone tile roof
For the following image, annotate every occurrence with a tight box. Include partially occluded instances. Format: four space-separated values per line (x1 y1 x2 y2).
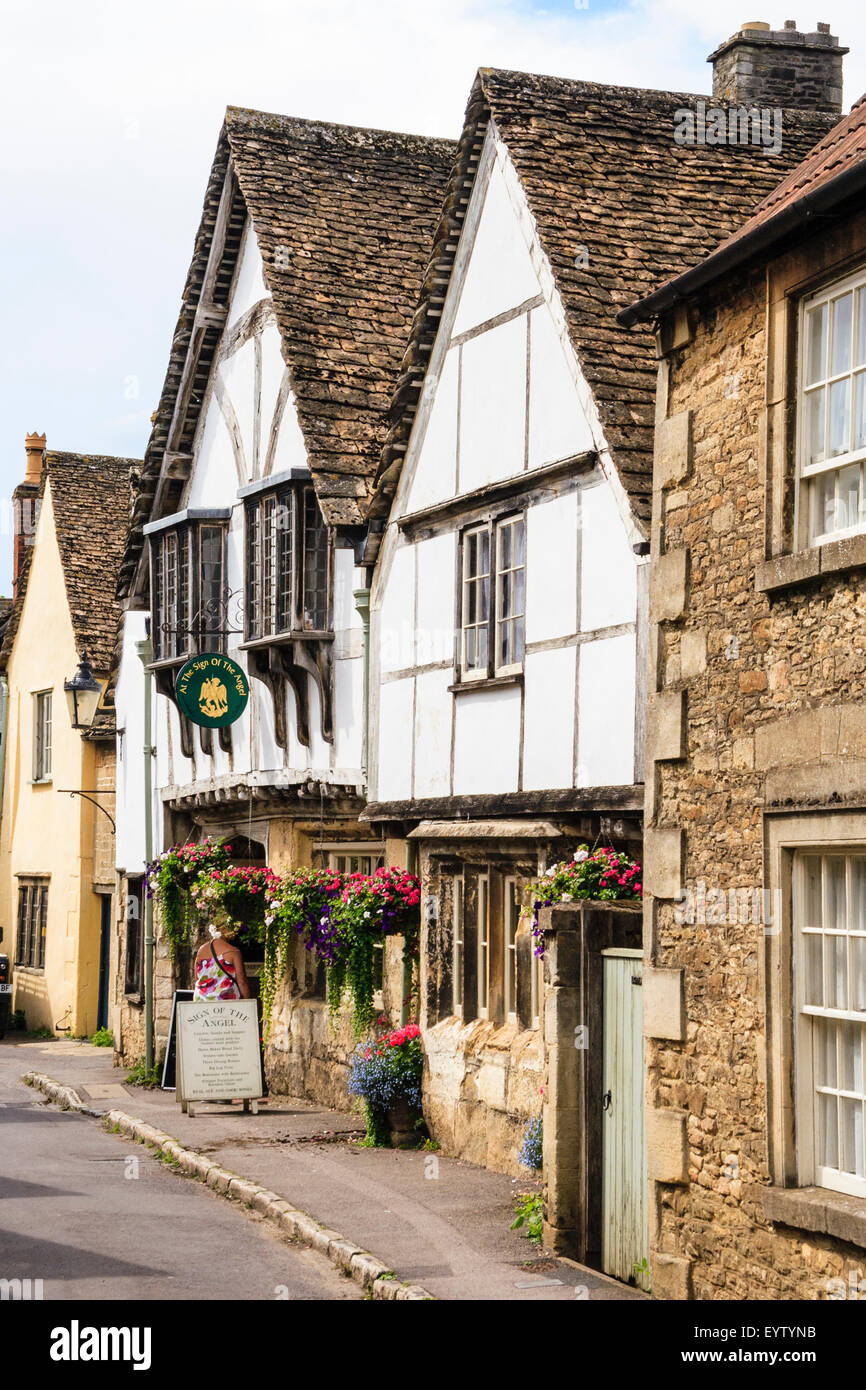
699 90 866 257
367 69 837 530
1 453 137 676
118 109 455 596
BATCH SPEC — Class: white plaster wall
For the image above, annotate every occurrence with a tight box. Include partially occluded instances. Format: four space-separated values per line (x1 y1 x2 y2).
459 316 526 493
528 306 594 466
378 679 414 801
522 646 576 792
414 533 456 668
452 153 539 336
230 220 269 327
114 610 150 872
576 633 636 787
413 669 453 798
525 494 578 644
580 481 637 633
453 687 520 795
378 544 415 676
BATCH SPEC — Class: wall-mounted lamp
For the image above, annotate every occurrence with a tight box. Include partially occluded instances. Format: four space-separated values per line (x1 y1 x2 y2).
63 650 102 730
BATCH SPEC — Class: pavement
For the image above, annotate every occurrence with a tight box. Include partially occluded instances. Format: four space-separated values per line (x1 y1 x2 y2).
3 1035 645 1302
0 1044 360 1301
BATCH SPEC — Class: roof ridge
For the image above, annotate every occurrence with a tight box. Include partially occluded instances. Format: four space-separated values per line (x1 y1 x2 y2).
225 104 455 152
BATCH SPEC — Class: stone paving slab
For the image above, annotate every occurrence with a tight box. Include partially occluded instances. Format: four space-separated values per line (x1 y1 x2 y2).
8 1038 644 1302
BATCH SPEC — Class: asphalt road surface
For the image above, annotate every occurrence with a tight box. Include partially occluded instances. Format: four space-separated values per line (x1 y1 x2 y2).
0 1046 360 1301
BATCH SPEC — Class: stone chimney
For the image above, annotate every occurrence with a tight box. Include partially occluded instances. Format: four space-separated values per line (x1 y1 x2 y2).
13 432 45 598
709 20 847 113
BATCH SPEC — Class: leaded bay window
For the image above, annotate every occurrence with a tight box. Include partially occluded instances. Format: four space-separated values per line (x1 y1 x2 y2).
796 853 866 1197
459 514 525 682
147 511 230 662
245 481 331 641
799 271 866 545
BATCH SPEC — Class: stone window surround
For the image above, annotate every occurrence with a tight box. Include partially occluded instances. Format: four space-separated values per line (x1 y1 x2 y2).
756 208 866 595
764 807 866 1248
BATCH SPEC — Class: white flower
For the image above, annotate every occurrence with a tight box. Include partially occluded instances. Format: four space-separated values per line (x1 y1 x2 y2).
561 893 573 902
265 915 274 926
573 849 588 863
545 867 556 877
363 912 371 919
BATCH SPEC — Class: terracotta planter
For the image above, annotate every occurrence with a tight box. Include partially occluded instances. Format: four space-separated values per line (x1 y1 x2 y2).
388 1098 420 1148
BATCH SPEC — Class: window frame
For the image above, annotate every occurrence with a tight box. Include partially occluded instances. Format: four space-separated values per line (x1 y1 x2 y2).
244 482 333 645
794 850 866 1199
322 844 386 998
124 876 144 998
458 512 526 683
15 877 48 971
148 515 229 665
503 874 519 1024
476 871 490 1019
32 689 52 783
796 267 866 549
452 872 464 1019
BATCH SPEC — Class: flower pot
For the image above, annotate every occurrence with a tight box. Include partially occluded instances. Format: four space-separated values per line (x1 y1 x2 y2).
387 1099 419 1148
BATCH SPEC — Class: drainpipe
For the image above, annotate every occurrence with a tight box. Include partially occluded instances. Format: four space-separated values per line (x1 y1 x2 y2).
135 636 155 1074
352 585 370 776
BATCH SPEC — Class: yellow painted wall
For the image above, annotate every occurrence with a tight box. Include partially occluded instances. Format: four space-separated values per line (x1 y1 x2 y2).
0 481 107 1035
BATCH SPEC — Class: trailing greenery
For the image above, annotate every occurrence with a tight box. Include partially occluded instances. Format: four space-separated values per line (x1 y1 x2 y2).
145 838 230 958
146 839 422 1038
511 1192 544 1245
90 1027 114 1047
529 845 642 956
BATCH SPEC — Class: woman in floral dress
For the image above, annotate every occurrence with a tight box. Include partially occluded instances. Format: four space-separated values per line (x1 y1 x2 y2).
193 924 251 1001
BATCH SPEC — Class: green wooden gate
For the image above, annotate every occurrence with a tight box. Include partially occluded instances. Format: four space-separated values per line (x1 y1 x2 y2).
601 947 649 1287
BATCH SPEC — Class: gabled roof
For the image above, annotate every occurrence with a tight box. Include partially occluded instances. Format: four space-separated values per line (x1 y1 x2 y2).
367 69 837 531
118 108 456 598
622 91 866 324
1 453 136 675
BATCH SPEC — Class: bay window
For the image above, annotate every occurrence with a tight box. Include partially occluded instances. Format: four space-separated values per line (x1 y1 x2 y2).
245 481 331 641
148 511 229 662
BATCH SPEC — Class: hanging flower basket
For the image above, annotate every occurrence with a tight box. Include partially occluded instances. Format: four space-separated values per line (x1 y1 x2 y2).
529 845 642 957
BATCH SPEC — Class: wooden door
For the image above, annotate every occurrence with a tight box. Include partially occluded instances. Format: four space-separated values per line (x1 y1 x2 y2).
601 947 649 1287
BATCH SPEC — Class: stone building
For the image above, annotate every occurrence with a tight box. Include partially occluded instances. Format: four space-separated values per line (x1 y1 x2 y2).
359 38 838 1213
112 107 455 1081
621 62 866 1299
0 436 136 1037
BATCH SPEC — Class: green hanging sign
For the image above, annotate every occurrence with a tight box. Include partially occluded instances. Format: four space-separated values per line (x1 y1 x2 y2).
175 653 249 728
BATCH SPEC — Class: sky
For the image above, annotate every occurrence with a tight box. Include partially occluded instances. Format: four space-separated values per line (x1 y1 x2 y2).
2 0 865 594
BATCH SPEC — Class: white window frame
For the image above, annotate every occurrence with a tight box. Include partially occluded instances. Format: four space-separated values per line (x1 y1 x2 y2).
477 872 489 1019
460 523 491 681
797 266 866 548
494 517 525 677
32 690 52 783
452 873 464 1018
459 514 525 682
794 851 866 1199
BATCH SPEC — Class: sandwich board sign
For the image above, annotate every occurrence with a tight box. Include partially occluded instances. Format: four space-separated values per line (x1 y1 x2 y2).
176 997 263 1116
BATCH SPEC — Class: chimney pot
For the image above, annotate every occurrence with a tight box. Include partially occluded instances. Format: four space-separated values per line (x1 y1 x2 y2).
709 20 848 113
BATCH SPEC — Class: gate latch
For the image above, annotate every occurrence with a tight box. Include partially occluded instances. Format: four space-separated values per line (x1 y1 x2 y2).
631 974 642 986
602 1090 612 1111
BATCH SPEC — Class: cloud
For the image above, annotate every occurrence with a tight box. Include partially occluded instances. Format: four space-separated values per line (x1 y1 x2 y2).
1 0 863 591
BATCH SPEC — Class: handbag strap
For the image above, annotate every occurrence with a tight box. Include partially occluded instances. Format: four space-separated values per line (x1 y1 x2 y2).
209 938 238 986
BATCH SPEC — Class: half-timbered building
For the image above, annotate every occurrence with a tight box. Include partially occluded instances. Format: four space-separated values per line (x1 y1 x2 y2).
113 108 454 1080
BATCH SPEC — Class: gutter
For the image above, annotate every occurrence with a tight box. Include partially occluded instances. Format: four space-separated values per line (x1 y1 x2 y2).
618 157 866 328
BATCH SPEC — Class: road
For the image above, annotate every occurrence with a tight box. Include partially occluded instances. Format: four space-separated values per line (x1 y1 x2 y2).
0 1046 360 1301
